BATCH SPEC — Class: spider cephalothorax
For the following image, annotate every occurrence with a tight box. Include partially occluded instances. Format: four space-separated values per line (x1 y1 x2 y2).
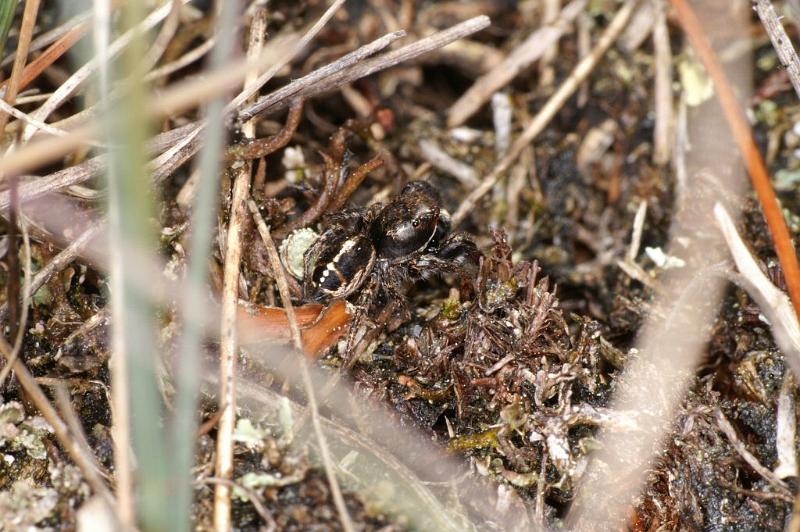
301 180 479 303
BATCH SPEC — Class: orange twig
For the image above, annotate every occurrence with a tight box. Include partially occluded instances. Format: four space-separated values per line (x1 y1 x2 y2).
0 21 90 95
670 0 800 320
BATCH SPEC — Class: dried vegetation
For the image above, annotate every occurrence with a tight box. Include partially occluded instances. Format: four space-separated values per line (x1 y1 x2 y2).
2 0 800 530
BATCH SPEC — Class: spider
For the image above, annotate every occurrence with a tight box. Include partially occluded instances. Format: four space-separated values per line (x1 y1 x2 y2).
299 180 481 358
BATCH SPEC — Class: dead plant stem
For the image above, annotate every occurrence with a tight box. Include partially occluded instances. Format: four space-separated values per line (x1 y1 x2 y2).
248 199 355 532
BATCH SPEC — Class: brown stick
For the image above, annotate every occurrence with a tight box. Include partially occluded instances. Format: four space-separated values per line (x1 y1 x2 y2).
328 154 384 212
226 98 304 161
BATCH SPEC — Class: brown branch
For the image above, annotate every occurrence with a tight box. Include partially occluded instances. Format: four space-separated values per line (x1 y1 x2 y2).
328 154 384 212
226 98 304 161
670 0 800 320
273 150 339 239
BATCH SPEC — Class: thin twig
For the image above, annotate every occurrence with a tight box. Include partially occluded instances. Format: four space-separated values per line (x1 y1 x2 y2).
715 408 792 496
0 20 89 96
226 0 347 115
0 16 486 179
714 203 800 376
452 0 640 226
214 152 249 532
754 0 800 101
670 0 800 321
142 0 181 71
418 140 477 188
329 154 384 212
253 205 356 532
238 29 406 121
0 0 41 135
21 0 191 143
213 5 266 526
226 98 304 161
447 1 585 128
240 16 492 121
652 0 672 165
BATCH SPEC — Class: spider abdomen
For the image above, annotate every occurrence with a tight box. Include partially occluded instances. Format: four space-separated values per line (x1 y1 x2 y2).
303 230 376 301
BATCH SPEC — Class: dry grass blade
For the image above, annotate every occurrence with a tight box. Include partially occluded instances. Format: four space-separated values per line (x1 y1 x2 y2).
213 4 281 527
0 19 89 95
238 29 406 121
714 203 800 372
0 0 41 135
452 0 640 226
0 16 487 180
240 16 492 120
21 0 191 143
652 0 672 165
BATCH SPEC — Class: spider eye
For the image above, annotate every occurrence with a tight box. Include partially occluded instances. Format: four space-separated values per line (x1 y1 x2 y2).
412 219 419 227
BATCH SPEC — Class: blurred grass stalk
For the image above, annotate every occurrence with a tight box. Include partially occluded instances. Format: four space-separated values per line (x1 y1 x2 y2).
170 0 239 530
95 0 168 529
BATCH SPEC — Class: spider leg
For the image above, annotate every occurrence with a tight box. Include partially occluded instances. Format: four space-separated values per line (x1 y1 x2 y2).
341 272 380 369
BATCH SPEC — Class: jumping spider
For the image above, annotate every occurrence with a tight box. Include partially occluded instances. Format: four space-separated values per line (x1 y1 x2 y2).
297 181 480 353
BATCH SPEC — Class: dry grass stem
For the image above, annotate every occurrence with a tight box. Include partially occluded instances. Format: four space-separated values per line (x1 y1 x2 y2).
20 0 190 143
239 29 406 120
248 200 355 532
213 158 249 531
419 139 478 187
652 0 672 165
0 19 89 95
447 0 586 128
213 5 270 526
0 0 41 135
714 203 800 374
755 0 800 101
714 408 792 495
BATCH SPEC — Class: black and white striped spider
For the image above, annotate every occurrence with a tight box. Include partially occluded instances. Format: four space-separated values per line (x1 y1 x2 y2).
297 180 480 361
